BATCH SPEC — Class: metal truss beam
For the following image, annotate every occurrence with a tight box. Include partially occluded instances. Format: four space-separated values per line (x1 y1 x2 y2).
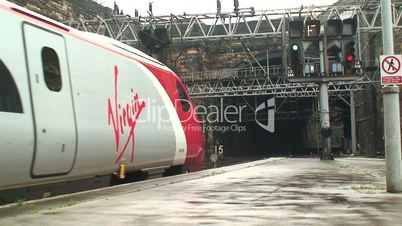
183 66 378 99
62 3 382 99
64 3 402 44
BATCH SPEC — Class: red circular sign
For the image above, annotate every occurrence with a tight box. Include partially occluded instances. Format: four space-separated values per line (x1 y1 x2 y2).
382 56 401 75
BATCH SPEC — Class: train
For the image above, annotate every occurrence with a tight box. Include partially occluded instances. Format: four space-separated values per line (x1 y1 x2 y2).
0 0 205 191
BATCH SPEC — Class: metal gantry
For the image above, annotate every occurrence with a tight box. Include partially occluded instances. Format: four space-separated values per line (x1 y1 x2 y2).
64 2 402 44
63 3 385 98
182 66 377 98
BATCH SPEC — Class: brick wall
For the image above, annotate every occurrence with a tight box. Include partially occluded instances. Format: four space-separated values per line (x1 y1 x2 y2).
166 39 283 74
355 25 402 155
8 0 112 21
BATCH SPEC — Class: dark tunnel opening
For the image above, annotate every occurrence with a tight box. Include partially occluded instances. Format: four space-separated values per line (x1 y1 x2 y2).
248 119 307 156
208 96 352 158
201 51 354 159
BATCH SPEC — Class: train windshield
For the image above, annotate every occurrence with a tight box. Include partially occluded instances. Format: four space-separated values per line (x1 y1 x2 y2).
176 81 190 112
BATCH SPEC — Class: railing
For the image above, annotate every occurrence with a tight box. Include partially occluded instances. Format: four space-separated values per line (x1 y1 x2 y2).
180 61 380 83
180 65 283 83
182 65 378 98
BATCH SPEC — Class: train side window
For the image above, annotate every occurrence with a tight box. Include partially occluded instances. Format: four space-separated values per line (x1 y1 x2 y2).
0 60 23 113
176 81 190 112
42 47 62 92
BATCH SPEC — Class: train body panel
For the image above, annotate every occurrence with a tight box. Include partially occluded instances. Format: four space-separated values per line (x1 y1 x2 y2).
145 65 205 171
0 0 203 190
24 23 78 176
0 10 35 188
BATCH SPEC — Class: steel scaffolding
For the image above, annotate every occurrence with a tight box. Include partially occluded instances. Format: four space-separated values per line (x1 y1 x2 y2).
63 3 384 98
64 3 402 44
181 66 377 98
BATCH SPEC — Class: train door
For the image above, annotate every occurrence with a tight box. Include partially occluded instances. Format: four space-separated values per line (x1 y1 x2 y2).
23 24 77 177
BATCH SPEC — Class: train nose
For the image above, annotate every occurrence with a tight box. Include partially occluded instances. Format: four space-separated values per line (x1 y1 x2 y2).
184 123 205 172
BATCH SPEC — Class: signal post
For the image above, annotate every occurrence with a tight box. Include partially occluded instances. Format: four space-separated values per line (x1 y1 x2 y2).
319 34 333 160
381 0 402 193
286 16 360 160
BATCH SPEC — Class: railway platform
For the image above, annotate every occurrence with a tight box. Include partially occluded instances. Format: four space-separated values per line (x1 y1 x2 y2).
1 157 402 225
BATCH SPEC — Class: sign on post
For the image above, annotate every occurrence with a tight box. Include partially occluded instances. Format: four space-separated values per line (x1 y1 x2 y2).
380 55 402 85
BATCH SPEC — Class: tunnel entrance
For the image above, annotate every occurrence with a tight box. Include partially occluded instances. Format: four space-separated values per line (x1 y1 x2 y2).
203 96 351 158
188 45 355 161
216 119 307 157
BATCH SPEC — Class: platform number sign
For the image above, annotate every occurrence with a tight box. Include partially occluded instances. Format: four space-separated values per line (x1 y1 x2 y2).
380 55 402 85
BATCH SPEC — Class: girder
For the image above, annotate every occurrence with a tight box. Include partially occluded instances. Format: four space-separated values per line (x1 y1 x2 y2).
182 66 378 98
64 3 402 44
62 3 382 99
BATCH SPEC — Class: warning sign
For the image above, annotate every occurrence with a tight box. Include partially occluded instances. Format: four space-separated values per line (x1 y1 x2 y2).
380 55 402 85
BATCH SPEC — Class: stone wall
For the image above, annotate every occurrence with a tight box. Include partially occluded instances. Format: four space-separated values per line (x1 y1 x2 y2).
361 25 402 157
8 0 112 21
165 39 283 74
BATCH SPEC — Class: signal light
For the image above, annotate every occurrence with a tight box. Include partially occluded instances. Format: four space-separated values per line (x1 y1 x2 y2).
288 41 303 77
325 19 342 37
139 28 171 51
139 29 156 50
343 39 357 75
346 54 355 63
289 20 304 39
154 28 170 46
342 17 357 37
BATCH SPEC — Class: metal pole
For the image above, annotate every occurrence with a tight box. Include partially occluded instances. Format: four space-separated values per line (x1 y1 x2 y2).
319 36 332 160
357 14 362 62
350 91 357 155
382 0 394 55
319 84 330 128
381 0 402 192
267 49 270 77
383 86 402 192
323 34 329 74
319 41 324 75
319 82 332 159
282 17 287 77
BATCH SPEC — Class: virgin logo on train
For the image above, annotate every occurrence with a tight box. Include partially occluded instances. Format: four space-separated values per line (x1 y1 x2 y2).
107 65 146 164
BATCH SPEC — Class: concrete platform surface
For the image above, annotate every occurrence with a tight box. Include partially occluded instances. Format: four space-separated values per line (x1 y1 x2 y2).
1 157 402 225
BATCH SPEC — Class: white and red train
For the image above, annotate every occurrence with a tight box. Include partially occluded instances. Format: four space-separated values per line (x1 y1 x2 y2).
0 0 205 191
